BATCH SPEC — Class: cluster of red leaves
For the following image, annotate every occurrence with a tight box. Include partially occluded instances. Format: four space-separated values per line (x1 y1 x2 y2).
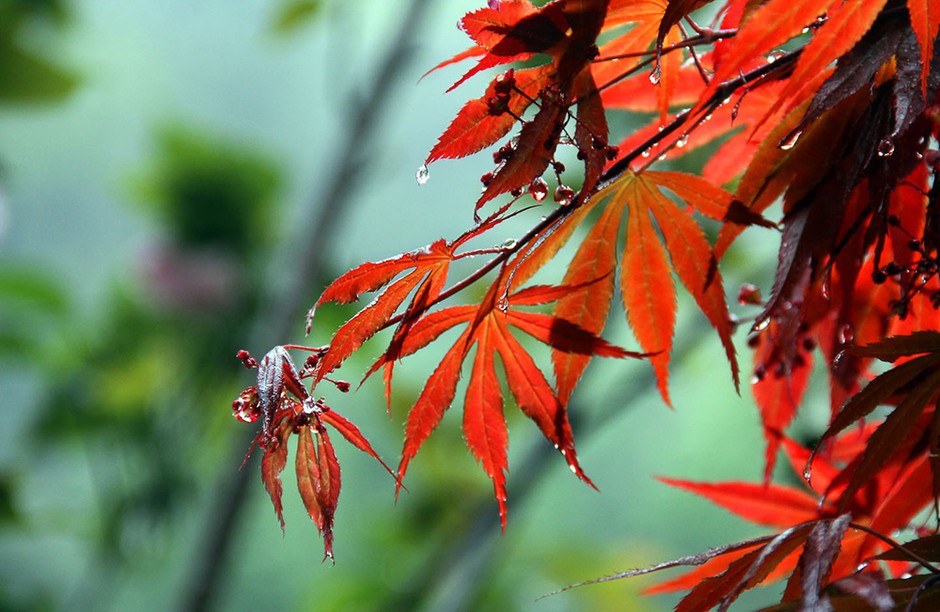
231 346 396 560
234 0 940 606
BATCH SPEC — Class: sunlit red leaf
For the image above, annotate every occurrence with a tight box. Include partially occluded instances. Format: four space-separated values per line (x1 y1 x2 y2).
641 175 739 388
464 320 510 528
492 317 594 486
552 192 621 404
908 0 940 98
659 478 821 527
397 336 468 491
622 186 675 404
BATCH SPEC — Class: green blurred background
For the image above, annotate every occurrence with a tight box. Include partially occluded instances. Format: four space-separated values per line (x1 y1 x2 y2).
0 1 809 610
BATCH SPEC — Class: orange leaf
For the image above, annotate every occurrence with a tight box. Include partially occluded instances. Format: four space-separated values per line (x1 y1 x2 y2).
622 178 676 404
397 336 468 490
464 321 510 528
493 317 594 487
552 192 621 404
641 175 739 389
908 0 940 98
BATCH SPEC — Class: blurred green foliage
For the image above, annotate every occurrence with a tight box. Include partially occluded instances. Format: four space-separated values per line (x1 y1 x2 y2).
0 0 77 103
135 126 280 255
270 0 322 36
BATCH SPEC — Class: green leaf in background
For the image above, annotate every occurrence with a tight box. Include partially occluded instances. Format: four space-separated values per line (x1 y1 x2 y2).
270 0 322 36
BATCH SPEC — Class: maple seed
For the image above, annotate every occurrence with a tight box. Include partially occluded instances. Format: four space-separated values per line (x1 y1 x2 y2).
528 177 549 202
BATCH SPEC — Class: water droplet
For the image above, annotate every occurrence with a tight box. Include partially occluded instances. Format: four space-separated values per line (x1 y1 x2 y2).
676 134 689 148
502 238 517 249
658 125 666 132
497 295 509 312
813 13 829 28
779 130 802 150
641 148 651 158
648 68 661 85
877 137 895 157
856 562 870 572
416 164 430 184
704 114 713 122
802 463 813 483
657 153 667 161
528 177 548 202
554 185 574 206
767 50 785 63
838 323 855 345
801 26 810 34
568 464 577 474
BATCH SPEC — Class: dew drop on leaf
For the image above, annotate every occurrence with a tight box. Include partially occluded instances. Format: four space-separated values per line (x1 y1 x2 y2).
502 238 517 249
767 50 785 63
838 323 855 345
877 137 895 157
416 164 430 184
497 295 509 312
802 463 813 483
648 68 661 85
641 149 652 158
676 134 689 148
528 177 548 202
778 130 802 150
554 185 574 206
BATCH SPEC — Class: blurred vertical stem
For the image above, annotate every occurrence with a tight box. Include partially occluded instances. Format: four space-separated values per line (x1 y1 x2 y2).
180 0 429 608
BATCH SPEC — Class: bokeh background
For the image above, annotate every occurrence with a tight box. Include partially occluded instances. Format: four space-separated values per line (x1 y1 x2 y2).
0 1 819 610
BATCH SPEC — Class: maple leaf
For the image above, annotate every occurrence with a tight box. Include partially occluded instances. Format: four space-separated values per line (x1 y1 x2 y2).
568 169 738 403
376 280 644 527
